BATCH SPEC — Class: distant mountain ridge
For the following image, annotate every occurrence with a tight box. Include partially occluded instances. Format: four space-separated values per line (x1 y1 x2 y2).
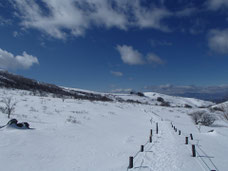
0 70 221 106
144 84 228 103
0 70 112 102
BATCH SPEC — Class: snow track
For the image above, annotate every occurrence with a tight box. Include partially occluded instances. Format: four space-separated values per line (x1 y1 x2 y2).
128 111 204 171
195 144 219 171
170 122 220 171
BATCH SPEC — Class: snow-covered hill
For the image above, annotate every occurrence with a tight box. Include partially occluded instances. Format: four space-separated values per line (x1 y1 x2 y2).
0 70 112 102
0 87 227 171
144 92 213 107
0 70 214 108
65 89 214 108
212 101 228 112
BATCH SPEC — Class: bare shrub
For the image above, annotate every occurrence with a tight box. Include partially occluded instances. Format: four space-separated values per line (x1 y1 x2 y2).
201 114 216 126
130 91 145 97
1 97 17 118
210 106 225 112
156 97 170 107
189 111 204 124
224 112 228 121
184 104 192 108
161 101 170 107
66 116 81 124
0 106 6 113
30 107 38 112
209 106 228 121
189 111 216 126
157 97 165 103
39 91 48 97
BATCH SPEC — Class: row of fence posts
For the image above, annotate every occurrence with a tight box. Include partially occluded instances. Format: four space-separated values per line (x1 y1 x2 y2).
171 122 217 171
171 122 196 157
128 122 159 169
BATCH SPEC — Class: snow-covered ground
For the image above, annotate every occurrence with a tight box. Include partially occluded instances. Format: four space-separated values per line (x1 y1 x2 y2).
0 88 227 171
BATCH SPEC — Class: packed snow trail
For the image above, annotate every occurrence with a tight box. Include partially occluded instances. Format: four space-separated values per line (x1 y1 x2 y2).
172 124 219 171
128 120 203 171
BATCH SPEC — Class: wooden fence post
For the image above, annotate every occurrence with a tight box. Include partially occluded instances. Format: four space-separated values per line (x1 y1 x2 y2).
150 129 153 137
149 136 152 143
129 156 134 168
192 145 196 157
185 137 188 145
140 145 144 152
190 133 193 140
156 122 158 134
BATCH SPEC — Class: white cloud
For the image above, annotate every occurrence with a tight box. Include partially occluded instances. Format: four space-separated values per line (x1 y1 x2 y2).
175 7 197 17
116 44 164 66
207 0 228 10
133 6 171 32
147 53 164 65
116 45 144 65
10 0 172 39
208 29 228 54
110 71 123 77
111 88 132 93
13 31 19 37
0 48 39 69
0 16 11 26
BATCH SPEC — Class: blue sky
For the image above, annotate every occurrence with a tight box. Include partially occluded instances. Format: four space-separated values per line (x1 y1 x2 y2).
0 0 228 92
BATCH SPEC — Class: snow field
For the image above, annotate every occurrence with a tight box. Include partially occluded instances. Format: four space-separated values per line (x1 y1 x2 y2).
0 88 227 171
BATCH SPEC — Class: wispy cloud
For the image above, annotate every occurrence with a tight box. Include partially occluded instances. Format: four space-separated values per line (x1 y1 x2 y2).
175 7 198 17
10 0 172 39
111 88 132 93
147 53 164 65
116 45 144 65
0 16 11 26
0 48 39 70
189 18 207 35
13 31 20 37
206 0 228 10
208 29 228 54
116 44 164 66
110 71 123 77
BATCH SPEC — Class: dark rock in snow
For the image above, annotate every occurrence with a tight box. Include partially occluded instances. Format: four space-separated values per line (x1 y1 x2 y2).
6 119 31 129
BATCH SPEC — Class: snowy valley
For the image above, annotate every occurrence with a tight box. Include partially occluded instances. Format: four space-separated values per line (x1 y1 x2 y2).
0 72 228 171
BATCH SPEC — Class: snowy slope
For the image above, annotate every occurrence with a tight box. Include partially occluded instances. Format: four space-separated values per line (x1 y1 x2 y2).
0 88 227 171
212 101 228 112
144 92 214 107
63 87 214 107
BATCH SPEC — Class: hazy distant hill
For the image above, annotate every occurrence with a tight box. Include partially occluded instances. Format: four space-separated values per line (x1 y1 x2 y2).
144 84 228 103
0 70 112 102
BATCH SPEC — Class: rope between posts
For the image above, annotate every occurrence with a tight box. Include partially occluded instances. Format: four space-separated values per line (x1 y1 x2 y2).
127 120 159 171
171 122 219 171
196 144 219 171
